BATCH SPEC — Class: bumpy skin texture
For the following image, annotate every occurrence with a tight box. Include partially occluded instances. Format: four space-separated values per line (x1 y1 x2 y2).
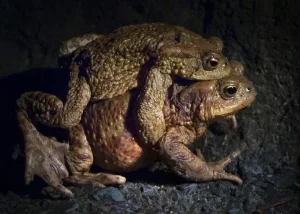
60 64 256 197
17 23 231 147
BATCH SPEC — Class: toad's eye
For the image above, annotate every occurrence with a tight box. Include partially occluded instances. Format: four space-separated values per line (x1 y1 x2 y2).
209 57 219 67
203 56 220 70
223 85 237 98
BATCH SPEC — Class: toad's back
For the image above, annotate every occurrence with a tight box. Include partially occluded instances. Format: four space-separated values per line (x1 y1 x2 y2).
71 23 218 100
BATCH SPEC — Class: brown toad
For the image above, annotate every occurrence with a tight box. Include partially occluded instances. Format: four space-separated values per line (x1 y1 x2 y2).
17 61 256 197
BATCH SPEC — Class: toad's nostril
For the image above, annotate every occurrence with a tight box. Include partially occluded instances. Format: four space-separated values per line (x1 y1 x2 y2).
246 87 251 92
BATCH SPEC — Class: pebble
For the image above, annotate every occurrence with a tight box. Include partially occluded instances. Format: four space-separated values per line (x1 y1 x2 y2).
91 187 124 202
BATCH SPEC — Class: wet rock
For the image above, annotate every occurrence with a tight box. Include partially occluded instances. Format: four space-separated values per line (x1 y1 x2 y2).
227 199 243 214
65 203 80 213
238 154 264 180
243 184 264 213
91 187 124 202
266 172 299 189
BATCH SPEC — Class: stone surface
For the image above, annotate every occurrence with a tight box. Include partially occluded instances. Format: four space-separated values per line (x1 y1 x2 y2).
91 187 125 202
0 0 299 213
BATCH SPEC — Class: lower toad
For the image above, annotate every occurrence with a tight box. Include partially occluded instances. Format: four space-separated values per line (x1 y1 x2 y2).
17 62 256 197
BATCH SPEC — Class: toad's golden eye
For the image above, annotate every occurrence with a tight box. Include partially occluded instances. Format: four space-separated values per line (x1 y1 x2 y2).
224 85 237 96
220 83 238 100
203 55 220 70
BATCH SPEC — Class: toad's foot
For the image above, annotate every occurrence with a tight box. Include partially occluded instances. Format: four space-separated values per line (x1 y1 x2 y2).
159 127 243 184
64 173 126 187
196 148 242 184
17 111 73 198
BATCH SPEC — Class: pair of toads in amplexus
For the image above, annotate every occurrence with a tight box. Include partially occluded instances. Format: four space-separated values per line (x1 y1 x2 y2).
17 23 256 198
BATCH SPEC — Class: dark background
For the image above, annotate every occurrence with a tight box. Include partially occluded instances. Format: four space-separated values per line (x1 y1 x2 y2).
0 0 299 213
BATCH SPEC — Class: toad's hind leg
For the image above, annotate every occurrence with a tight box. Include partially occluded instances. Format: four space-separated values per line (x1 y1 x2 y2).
17 64 91 129
64 124 126 187
17 111 73 198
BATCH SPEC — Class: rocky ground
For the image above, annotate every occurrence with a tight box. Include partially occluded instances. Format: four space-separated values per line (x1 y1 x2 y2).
0 0 299 213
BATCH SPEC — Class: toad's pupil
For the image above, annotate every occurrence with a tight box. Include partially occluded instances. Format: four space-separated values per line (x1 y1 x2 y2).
210 59 218 67
226 86 237 95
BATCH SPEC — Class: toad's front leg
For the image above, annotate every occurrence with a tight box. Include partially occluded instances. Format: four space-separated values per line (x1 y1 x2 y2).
158 127 243 184
135 68 172 145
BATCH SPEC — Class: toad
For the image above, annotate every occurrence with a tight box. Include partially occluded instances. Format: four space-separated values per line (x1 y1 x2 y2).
17 61 256 197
